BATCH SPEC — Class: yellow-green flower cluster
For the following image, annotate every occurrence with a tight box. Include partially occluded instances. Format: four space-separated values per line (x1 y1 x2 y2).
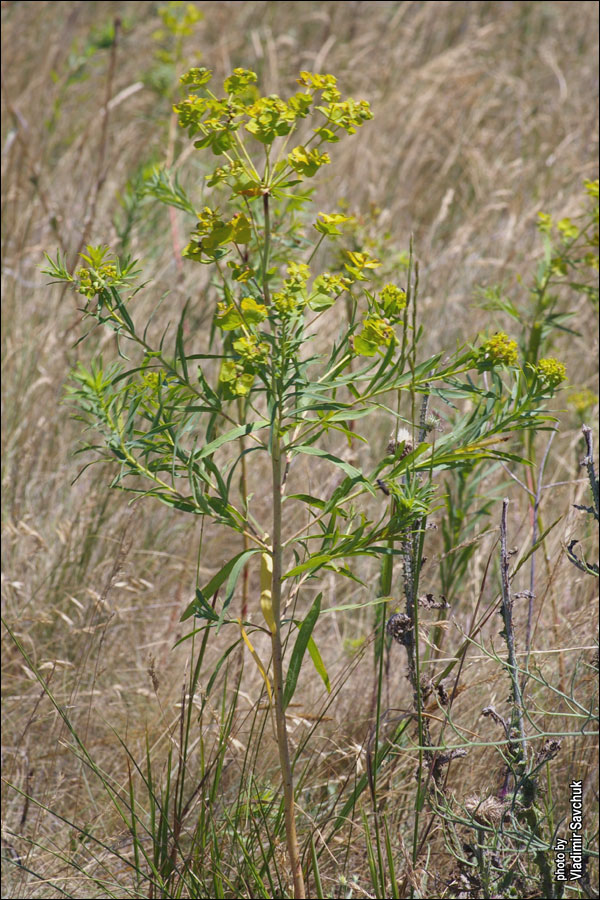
219 359 254 397
224 68 257 95
183 208 251 263
313 272 353 294
130 370 172 414
227 260 254 283
297 71 339 99
206 159 245 188
535 357 567 388
344 250 381 281
232 334 269 365
157 1 203 42
306 271 354 312
179 66 213 89
272 291 298 315
76 263 118 298
352 315 396 357
215 296 267 331
295 72 372 136
175 65 372 195
557 218 579 241
219 334 269 398
285 261 310 287
245 95 297 143
288 146 330 177
313 212 351 236
379 284 407 318
478 332 519 368
213 290 270 396
272 262 310 316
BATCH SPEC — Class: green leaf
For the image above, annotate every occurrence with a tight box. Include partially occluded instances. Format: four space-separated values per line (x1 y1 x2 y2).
109 286 135 333
372 441 430 479
307 635 330 693
231 214 252 244
189 589 220 623
197 420 269 458
292 445 363 480
219 359 238 383
285 493 326 510
313 212 350 236
215 303 243 331
240 295 268 325
181 548 259 621
141 167 196 216
219 549 259 630
326 407 374 423
175 302 189 382
284 553 336 579
352 334 378 357
318 596 391 615
283 593 322 709
307 290 337 311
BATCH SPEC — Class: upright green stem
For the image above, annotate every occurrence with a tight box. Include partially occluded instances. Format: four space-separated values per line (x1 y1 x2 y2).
237 397 250 621
262 192 272 306
264 175 303 893
271 431 306 899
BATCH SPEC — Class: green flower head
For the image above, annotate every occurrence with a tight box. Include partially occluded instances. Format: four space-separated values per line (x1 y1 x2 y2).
76 263 118 298
478 332 519 369
272 290 299 316
535 358 567 389
351 315 396 357
379 284 407 318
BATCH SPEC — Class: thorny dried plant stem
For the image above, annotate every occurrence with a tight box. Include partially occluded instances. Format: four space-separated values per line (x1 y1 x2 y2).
499 499 527 766
581 423 599 521
271 433 306 899
402 390 433 752
401 390 434 878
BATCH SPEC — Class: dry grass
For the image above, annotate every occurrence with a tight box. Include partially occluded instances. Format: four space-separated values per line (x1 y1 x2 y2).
1 2 598 898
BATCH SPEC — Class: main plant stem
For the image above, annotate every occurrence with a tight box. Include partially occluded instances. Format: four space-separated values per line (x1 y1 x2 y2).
271 432 306 898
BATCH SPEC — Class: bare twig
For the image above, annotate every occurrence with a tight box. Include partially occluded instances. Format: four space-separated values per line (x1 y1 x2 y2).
581 424 599 521
499 499 527 767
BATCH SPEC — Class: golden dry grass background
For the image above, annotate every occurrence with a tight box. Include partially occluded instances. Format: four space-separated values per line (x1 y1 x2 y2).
1 2 599 897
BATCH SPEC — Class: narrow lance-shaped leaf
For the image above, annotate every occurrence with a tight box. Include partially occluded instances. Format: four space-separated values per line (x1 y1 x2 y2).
240 623 273 704
196 419 270 459
219 548 261 630
175 300 190 382
307 635 330 694
181 548 259 621
109 286 135 333
291 445 364 480
283 593 322 709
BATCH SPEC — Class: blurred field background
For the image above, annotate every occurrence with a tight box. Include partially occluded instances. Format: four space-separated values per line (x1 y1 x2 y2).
1 1 598 897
